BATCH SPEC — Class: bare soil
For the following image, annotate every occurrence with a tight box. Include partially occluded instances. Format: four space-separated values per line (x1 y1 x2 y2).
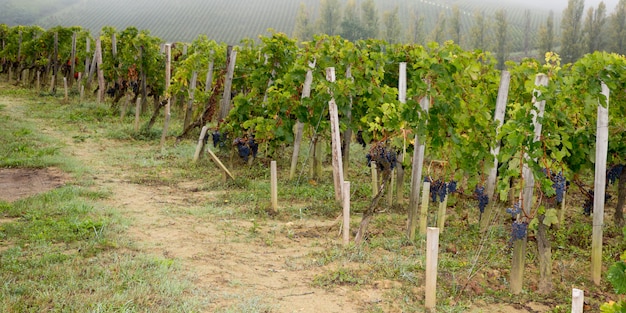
0 167 68 202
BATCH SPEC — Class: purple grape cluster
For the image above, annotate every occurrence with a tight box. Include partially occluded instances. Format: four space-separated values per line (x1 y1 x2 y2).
211 130 227 148
551 171 566 204
607 164 624 185
474 185 489 214
511 221 528 243
506 201 522 218
365 142 397 172
233 135 258 162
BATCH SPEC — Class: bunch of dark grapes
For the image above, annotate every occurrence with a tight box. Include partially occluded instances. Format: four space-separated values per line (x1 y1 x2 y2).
233 135 257 162
447 180 457 194
248 135 259 159
506 201 522 218
607 164 624 185
474 185 489 214
356 130 367 148
211 131 227 148
510 221 528 244
365 142 397 172
551 171 566 204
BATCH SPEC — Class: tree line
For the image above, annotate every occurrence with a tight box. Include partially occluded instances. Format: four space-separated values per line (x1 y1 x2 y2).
294 0 626 68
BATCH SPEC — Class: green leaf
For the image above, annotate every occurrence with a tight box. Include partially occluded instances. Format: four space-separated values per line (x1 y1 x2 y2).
607 261 626 294
543 209 559 227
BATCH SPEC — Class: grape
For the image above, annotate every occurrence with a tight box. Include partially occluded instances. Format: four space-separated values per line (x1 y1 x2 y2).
550 171 566 203
511 221 528 242
438 181 448 202
474 185 488 214
430 179 439 203
447 180 457 193
366 142 396 172
248 136 258 158
607 164 624 185
506 201 522 218
212 131 221 147
366 153 372 167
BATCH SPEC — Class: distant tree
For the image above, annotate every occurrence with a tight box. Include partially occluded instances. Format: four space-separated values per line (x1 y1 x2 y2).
406 9 425 44
582 2 608 54
523 9 533 57
608 0 626 54
494 9 508 70
361 0 379 39
429 12 447 44
470 10 487 50
538 10 555 57
448 6 462 46
382 7 402 44
293 3 315 41
340 0 365 41
560 0 585 63
317 0 342 36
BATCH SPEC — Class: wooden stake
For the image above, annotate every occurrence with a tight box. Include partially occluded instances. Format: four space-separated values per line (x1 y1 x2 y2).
63 77 68 101
425 227 440 310
419 181 431 236
207 148 235 180
343 181 351 245
271 161 278 211
571 288 584 313
371 162 378 197
482 70 510 232
134 97 141 132
327 67 345 203
193 126 209 162
437 195 448 232
592 82 609 285
36 71 40 91
95 36 105 103
408 93 430 240
290 62 315 180
160 43 172 150
184 71 198 130
219 46 237 120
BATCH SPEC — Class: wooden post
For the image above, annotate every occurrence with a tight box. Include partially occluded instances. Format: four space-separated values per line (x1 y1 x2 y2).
205 53 214 93
121 93 130 120
592 82 610 285
134 97 141 132
36 71 40 91
437 195 448 232
408 94 430 240
511 73 548 295
343 181 350 245
342 66 353 178
482 70 510 231
271 161 278 211
84 37 91 81
160 43 172 150
16 30 22 82
327 67 345 203
425 227 440 310
69 32 77 88
571 288 584 313
207 148 235 180
371 162 378 197
193 126 209 162
219 46 237 120
290 62 315 180
95 36 105 103
419 181 431 236
397 63 407 205
63 77 68 101
387 169 395 206
50 32 59 93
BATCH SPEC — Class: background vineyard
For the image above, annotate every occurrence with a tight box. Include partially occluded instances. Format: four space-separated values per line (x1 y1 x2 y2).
2 0 556 49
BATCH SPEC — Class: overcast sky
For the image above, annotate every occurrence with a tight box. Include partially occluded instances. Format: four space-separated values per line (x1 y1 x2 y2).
516 0 621 12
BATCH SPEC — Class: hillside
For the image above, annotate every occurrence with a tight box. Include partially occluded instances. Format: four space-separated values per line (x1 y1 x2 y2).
2 0 557 46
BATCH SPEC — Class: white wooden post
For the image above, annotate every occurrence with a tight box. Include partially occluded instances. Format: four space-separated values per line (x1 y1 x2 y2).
571 288 584 313
193 126 209 162
160 43 172 150
408 93 430 240
511 73 548 295
95 36 105 103
397 63 407 205
134 97 141 132
327 67 345 203
592 82 609 285
425 227 440 310
343 181 350 245
482 70 510 231
289 61 314 180
371 161 378 196
271 161 278 211
419 181 431 235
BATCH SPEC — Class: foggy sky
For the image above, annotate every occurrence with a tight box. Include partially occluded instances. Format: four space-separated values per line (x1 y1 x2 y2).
516 0 621 12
